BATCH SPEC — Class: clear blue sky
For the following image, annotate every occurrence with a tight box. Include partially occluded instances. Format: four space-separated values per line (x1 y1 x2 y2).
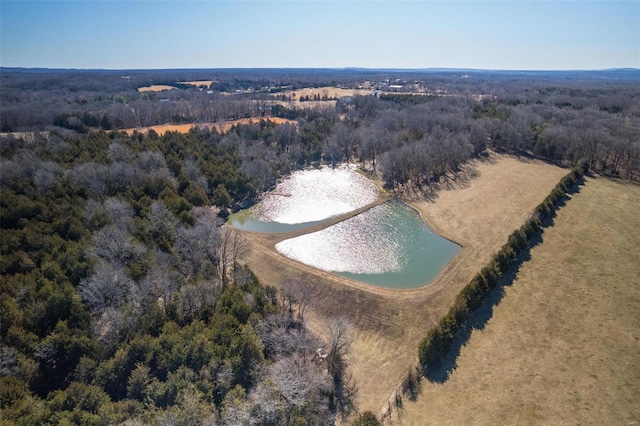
1 0 638 70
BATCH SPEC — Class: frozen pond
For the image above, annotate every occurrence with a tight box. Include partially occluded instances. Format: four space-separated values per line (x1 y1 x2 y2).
228 165 379 232
275 200 461 289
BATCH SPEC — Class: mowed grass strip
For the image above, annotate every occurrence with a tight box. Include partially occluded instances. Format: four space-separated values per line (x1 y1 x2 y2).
401 177 640 425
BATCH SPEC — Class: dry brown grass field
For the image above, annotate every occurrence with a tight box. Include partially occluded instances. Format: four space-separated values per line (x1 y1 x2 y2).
272 86 373 100
177 80 214 88
121 117 296 136
137 85 177 92
239 154 568 418
400 176 640 425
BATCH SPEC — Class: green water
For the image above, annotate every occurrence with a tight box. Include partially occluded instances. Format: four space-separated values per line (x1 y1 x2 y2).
228 166 460 289
228 208 329 233
275 200 461 289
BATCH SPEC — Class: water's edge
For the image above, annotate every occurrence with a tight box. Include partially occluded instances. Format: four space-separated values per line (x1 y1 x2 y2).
228 166 462 289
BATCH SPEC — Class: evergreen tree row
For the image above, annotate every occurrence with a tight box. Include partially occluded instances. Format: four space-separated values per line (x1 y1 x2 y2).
418 164 586 371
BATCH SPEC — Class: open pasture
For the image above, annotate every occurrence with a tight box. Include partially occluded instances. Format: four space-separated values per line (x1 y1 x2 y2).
400 176 640 425
271 86 373 100
121 117 296 136
137 84 177 92
240 154 568 416
177 80 214 88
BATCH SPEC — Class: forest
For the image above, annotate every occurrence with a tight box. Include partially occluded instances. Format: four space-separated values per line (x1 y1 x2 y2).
1 68 639 425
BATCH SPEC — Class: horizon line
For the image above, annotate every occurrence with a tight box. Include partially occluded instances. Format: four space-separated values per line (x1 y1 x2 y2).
2 66 639 73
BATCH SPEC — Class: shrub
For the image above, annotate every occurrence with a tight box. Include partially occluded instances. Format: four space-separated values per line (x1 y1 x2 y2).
494 245 516 274
507 228 528 252
352 411 382 426
523 218 541 239
456 281 482 312
418 327 447 368
451 291 470 319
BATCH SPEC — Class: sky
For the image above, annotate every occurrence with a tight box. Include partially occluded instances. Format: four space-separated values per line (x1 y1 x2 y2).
0 0 638 70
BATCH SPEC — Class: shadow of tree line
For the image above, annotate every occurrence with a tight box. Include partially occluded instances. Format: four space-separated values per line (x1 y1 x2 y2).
424 181 583 384
372 174 585 424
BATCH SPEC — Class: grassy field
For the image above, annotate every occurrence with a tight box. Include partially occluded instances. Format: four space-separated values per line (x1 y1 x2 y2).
121 117 296 136
272 86 373 100
177 80 214 88
399 176 640 425
239 154 568 417
137 84 177 92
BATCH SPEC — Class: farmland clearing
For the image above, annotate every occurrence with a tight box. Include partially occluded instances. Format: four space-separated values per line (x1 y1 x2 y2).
177 80 214 88
400 176 640 425
137 84 177 92
239 153 568 416
271 86 373 100
121 117 296 136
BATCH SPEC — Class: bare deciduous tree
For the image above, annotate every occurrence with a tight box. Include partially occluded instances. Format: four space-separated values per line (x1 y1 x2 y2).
217 227 250 285
249 379 284 424
89 225 147 267
107 142 133 163
258 313 319 361
33 161 62 192
67 162 108 195
326 317 357 420
174 280 221 324
141 250 181 303
281 279 314 321
148 201 179 247
79 262 137 314
103 197 134 230
268 354 330 425
174 209 220 280
107 161 135 193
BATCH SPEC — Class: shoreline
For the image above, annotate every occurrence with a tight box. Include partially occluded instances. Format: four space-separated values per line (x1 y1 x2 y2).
231 162 461 293
238 154 569 415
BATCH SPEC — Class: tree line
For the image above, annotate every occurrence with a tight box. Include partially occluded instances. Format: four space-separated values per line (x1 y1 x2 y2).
418 165 586 373
4 69 638 188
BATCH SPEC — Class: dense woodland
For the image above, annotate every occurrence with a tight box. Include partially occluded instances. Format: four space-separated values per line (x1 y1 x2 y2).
0 127 358 424
1 68 639 424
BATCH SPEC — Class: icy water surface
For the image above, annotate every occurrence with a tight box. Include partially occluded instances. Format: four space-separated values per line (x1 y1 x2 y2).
228 165 379 232
275 200 461 289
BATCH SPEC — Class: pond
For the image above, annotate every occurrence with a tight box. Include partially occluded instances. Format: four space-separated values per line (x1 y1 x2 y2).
227 165 379 232
275 200 461 289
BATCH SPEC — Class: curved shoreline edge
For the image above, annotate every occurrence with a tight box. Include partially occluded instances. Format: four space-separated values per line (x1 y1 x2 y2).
232 166 466 292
